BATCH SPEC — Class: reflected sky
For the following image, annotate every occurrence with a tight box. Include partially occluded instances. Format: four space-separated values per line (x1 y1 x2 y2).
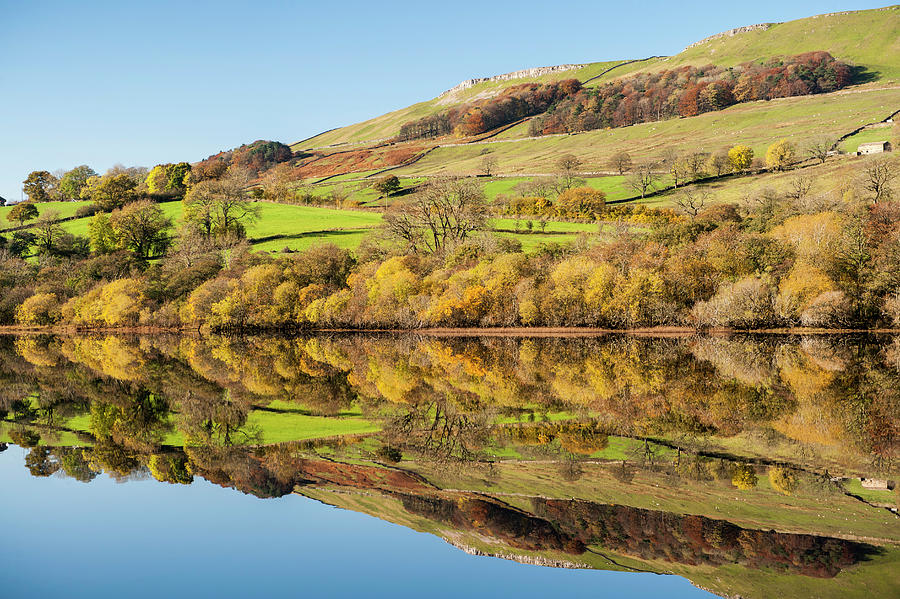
0 446 712 599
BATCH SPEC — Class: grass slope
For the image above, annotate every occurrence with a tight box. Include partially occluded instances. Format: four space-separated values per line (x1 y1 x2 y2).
662 5 900 80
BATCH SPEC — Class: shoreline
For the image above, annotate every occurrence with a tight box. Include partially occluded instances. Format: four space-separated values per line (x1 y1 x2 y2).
1 324 899 337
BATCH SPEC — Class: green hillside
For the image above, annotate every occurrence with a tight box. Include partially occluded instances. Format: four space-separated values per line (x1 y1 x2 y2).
291 6 900 151
663 5 900 79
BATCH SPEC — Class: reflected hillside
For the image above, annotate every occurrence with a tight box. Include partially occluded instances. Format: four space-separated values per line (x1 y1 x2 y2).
1 333 899 598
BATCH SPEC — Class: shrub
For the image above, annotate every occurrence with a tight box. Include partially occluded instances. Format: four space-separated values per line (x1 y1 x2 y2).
768 466 798 496
693 277 776 328
731 463 758 490
800 291 852 327
15 292 62 325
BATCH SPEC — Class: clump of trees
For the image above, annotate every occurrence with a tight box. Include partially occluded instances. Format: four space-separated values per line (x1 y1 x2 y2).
193 140 293 177
399 80 581 140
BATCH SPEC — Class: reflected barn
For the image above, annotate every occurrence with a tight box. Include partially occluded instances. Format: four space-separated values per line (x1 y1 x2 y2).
1 332 899 598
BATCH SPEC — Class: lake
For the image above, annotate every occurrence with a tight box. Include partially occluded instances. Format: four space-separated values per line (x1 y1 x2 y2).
1 333 898 598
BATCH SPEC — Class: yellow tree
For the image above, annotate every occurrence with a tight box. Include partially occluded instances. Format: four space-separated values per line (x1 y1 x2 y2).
765 139 796 171
727 145 754 172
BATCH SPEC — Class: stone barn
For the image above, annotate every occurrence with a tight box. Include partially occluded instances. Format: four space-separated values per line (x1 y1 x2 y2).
857 141 892 155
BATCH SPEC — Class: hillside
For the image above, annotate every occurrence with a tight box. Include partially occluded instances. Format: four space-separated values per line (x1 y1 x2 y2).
292 5 900 157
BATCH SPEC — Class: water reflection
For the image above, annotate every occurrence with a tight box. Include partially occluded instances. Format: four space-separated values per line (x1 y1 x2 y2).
1 333 898 598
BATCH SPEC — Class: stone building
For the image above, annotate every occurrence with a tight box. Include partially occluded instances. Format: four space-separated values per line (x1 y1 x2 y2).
858 141 892 155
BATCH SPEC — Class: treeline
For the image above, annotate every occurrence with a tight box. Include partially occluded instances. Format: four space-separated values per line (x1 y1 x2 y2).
533 52 854 134
398 52 854 140
398 79 581 140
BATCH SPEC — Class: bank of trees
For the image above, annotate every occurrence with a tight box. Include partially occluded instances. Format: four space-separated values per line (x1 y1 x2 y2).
3 143 899 332
532 52 853 135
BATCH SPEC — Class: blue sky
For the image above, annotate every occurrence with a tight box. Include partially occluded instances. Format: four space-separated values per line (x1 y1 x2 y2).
0 0 889 201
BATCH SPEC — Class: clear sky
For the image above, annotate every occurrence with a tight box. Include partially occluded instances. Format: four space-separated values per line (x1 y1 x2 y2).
0 0 890 201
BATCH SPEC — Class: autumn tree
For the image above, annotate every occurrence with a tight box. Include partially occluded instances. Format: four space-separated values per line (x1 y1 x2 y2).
6 202 39 226
765 139 796 171
383 178 487 253
609 151 633 176
259 162 298 203
661 149 688 188
626 163 658 198
513 177 556 199
107 200 173 260
728 145 754 172
555 187 606 220
731 463 758 490
146 162 192 197
373 175 402 196
23 171 58 202
81 173 138 211
683 151 708 181
786 174 813 201
57 165 97 200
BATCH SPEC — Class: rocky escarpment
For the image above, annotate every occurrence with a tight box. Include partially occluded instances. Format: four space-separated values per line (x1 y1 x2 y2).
439 64 584 97
683 23 775 49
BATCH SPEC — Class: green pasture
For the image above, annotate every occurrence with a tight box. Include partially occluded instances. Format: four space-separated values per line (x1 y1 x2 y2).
840 126 894 152
0 200 88 231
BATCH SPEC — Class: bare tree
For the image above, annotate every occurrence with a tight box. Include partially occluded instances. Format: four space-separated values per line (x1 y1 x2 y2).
805 136 836 164
661 148 687 188
684 151 709 181
673 187 712 220
626 163 658 198
555 154 583 191
861 156 899 203
480 155 498 177
383 178 487 253
707 150 731 177
786 174 813 201
513 177 556 199
609 151 632 176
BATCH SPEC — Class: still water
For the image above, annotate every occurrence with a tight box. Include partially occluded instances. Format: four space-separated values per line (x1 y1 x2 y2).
0 446 709 598
1 333 898 598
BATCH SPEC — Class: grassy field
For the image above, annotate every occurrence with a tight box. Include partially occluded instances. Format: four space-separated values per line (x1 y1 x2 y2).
386 87 899 178
0 200 87 230
5 200 385 255
482 175 634 201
